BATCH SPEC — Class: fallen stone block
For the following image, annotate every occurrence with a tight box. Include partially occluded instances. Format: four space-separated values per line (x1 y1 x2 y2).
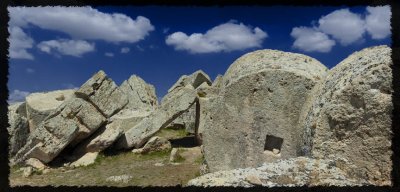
70 152 99 167
187 157 368 187
75 70 128 117
119 75 158 111
116 86 198 149
13 97 106 164
26 89 76 131
131 136 171 154
300 45 393 185
201 49 328 172
8 102 29 157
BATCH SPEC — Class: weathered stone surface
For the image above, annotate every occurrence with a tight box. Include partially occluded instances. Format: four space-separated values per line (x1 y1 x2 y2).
300 45 393 185
13 117 78 164
169 148 179 162
201 49 328 172
166 103 196 134
187 157 367 187
131 136 171 154
212 74 223 89
57 97 107 147
106 175 132 184
25 158 47 170
13 97 106 164
111 109 152 133
245 175 263 186
75 70 128 117
8 102 29 156
26 89 76 131
222 49 327 88
196 97 217 145
70 152 99 167
22 167 34 178
196 82 219 98
119 75 158 112
166 70 212 95
164 71 212 134
116 86 198 149
73 121 123 157
195 80 222 144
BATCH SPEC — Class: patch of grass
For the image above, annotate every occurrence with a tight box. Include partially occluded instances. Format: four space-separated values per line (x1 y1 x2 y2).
172 148 186 163
139 149 171 160
193 170 201 178
34 169 43 175
10 146 202 187
10 165 23 173
155 127 189 140
194 155 204 165
197 91 207 98
96 153 107 162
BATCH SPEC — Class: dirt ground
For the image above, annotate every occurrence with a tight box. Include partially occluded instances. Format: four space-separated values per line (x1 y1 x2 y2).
9 128 203 187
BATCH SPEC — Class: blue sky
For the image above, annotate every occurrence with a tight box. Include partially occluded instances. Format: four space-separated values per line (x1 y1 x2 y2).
7 6 391 103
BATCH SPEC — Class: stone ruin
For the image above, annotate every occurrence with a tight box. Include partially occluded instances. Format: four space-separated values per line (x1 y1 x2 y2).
8 45 393 186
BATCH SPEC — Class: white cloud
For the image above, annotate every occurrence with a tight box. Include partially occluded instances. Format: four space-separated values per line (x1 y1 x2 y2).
105 52 114 57
8 89 30 104
8 6 155 43
318 8 366 45
291 27 336 53
37 39 95 57
8 26 34 60
166 21 268 54
365 6 391 39
26 68 35 74
291 7 391 53
121 47 130 53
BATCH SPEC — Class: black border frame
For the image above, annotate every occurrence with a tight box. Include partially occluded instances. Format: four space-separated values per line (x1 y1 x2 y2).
1 1 399 192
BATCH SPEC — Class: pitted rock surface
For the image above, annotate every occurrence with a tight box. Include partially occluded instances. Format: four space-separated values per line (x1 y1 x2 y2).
201 49 328 172
26 89 76 131
300 45 393 185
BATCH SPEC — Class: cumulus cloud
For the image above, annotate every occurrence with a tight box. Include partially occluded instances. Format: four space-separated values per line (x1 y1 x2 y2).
8 26 34 60
365 6 391 39
291 27 336 53
166 21 268 53
105 52 114 57
291 6 391 53
121 47 130 53
8 89 30 104
37 39 95 57
318 8 366 45
8 6 155 43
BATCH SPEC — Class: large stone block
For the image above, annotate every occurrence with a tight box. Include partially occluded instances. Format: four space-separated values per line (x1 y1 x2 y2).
187 157 367 187
300 45 393 185
13 97 106 164
116 86 198 149
166 70 211 95
119 75 158 112
201 49 328 172
25 89 76 131
75 70 128 117
8 102 29 157
110 109 152 133
164 70 212 134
